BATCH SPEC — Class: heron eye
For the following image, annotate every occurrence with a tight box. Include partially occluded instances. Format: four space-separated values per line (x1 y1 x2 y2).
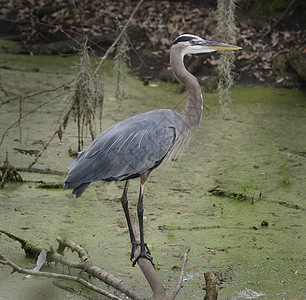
189 40 195 44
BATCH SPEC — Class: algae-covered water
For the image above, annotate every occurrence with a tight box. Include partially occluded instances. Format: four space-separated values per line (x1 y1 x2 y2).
0 54 305 300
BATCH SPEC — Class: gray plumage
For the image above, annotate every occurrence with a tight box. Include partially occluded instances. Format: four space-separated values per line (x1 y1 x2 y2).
64 109 186 197
63 34 211 197
63 34 241 265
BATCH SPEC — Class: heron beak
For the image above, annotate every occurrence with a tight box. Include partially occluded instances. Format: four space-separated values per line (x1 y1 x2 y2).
199 40 242 51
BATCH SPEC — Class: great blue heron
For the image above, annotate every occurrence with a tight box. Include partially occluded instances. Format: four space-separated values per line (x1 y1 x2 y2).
63 34 241 265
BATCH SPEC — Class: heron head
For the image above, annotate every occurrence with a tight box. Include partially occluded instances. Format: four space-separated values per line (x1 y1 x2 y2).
172 34 242 56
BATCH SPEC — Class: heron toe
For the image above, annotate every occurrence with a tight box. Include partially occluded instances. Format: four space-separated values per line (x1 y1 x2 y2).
130 241 154 267
132 249 154 267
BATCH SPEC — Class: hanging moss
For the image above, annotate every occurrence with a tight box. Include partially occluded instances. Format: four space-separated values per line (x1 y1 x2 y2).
216 0 238 117
72 42 104 151
114 30 129 101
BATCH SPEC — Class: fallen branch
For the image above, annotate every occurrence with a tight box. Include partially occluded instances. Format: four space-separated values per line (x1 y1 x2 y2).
1 218 192 300
13 167 66 175
55 236 144 300
0 228 41 259
0 228 143 299
0 254 122 300
204 272 221 300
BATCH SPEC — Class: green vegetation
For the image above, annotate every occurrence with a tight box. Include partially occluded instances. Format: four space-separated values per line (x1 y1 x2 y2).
235 180 262 203
279 163 291 184
0 54 305 299
166 222 176 240
0 39 18 49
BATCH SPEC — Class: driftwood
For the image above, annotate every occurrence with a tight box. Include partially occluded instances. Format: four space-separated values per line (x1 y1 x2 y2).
0 228 218 299
0 227 144 299
0 254 124 300
0 207 193 300
204 272 221 300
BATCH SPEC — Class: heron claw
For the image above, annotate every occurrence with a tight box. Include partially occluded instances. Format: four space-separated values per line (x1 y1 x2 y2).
132 250 154 267
130 241 154 267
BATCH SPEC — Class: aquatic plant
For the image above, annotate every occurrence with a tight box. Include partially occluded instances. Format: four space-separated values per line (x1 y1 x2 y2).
167 222 176 240
235 179 262 204
279 163 291 184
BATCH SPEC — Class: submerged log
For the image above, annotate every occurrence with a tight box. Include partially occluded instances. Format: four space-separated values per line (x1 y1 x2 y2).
204 272 221 300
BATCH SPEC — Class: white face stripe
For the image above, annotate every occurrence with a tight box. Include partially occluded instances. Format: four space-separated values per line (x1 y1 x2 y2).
182 45 217 56
173 34 218 57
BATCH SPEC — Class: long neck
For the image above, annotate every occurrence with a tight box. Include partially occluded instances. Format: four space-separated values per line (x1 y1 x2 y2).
170 47 203 130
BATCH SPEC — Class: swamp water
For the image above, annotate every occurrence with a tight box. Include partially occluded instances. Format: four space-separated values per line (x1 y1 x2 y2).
0 54 305 299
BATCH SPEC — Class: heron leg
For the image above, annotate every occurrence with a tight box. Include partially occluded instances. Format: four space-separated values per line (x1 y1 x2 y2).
132 175 154 267
120 180 137 252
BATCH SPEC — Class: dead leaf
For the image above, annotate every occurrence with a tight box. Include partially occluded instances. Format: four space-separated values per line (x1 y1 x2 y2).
276 77 285 83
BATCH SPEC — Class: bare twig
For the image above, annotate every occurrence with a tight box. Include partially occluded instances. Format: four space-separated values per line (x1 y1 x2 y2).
0 79 74 108
266 0 297 35
0 91 70 147
94 0 144 76
27 106 73 168
170 245 191 300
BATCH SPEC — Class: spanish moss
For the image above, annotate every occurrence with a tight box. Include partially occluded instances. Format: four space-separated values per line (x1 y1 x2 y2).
114 30 129 101
72 42 104 151
217 0 238 117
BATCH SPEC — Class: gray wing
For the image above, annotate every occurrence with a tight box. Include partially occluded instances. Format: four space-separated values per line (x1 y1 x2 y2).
63 109 179 197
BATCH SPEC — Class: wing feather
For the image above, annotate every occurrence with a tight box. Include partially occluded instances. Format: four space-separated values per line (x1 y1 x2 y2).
64 109 181 195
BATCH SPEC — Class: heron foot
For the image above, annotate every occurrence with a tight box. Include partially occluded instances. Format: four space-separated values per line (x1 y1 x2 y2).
132 249 154 267
130 241 154 267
